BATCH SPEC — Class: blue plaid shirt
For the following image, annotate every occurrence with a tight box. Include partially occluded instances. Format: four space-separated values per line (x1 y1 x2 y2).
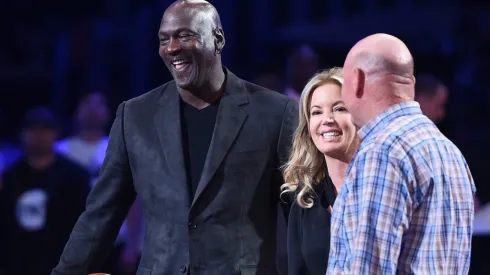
327 101 476 275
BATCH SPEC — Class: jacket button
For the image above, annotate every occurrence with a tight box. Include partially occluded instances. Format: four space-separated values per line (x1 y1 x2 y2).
188 221 197 229
180 265 187 273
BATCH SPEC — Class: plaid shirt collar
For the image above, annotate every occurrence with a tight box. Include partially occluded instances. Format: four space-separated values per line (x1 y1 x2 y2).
358 101 423 140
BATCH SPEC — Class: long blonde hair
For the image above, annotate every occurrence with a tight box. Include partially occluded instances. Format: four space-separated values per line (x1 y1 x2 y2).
281 67 344 208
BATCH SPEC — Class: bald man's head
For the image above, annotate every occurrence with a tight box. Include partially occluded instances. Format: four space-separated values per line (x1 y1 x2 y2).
345 33 414 79
166 0 222 29
158 0 226 91
341 33 415 127
350 51 414 78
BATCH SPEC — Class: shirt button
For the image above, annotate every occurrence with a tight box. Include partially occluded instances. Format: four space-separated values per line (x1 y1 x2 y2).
188 221 197 229
180 265 187 273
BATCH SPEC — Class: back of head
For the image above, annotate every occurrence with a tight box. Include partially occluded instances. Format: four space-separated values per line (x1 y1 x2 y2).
342 33 415 127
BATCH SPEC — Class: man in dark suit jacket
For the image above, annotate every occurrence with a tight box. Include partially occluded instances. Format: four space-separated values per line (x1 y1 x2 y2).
51 1 298 275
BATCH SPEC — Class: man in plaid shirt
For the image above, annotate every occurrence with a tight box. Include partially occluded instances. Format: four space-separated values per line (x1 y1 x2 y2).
328 33 476 274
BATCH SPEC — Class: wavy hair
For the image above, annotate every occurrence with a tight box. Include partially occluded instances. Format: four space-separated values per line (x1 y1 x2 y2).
281 67 343 208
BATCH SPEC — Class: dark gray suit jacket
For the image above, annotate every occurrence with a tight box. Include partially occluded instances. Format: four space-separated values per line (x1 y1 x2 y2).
51 69 298 275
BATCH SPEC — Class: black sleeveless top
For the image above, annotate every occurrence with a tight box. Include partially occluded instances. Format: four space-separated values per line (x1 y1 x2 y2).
287 175 337 275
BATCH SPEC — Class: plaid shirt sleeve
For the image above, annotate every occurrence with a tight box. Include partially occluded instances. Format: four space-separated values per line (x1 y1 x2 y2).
330 148 412 274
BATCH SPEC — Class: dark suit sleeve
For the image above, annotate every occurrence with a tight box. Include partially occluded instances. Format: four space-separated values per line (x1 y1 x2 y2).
52 102 136 275
276 99 299 222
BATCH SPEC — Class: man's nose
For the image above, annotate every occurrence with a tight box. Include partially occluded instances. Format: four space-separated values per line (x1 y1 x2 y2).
165 38 181 55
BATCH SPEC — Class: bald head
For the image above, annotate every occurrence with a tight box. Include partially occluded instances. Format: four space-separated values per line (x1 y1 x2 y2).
345 33 414 79
341 34 416 128
165 0 222 29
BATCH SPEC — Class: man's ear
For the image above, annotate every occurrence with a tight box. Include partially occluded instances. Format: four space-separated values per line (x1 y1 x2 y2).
214 28 225 54
353 68 365 99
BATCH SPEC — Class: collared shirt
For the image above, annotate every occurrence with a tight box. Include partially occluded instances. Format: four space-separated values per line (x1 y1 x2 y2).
327 101 476 275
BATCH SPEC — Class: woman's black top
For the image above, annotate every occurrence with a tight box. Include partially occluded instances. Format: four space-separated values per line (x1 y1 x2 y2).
287 176 337 275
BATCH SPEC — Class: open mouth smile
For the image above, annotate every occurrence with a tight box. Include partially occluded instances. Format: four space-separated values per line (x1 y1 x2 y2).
171 59 191 71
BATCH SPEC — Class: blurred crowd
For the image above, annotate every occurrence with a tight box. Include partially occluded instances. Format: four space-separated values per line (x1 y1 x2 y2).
1 0 490 274
0 92 143 275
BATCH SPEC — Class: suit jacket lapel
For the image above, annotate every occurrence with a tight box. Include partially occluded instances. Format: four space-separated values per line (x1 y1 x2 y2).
191 70 248 208
155 82 191 207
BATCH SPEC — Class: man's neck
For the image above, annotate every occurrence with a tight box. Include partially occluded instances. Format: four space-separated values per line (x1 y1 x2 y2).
179 67 226 109
28 152 55 170
361 96 411 127
78 130 105 144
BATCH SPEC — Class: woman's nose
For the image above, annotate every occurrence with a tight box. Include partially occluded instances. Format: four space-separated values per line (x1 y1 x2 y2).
322 115 335 125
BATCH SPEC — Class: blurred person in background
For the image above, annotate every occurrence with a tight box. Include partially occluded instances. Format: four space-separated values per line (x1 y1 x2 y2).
0 107 91 275
284 44 320 101
282 67 360 275
414 74 448 123
252 61 284 93
55 91 110 179
55 91 143 274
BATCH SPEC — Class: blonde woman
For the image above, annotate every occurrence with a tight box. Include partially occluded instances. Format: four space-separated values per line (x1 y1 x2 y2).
281 67 360 275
